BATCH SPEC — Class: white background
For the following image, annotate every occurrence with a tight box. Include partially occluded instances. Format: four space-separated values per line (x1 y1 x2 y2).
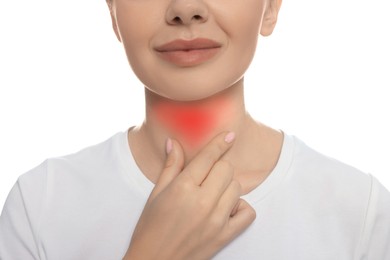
0 0 389 210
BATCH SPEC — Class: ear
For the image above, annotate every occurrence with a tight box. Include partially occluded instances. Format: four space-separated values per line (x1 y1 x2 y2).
106 0 122 42
260 0 282 37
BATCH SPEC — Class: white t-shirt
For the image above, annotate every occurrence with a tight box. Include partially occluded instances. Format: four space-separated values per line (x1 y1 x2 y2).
1 130 389 260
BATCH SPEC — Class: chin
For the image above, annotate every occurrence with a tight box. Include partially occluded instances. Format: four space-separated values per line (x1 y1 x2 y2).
146 75 240 102
152 84 230 102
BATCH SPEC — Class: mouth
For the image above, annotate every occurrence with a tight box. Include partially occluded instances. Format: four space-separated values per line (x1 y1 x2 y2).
154 38 222 67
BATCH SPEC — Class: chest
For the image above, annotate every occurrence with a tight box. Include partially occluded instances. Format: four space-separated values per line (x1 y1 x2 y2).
214 196 363 260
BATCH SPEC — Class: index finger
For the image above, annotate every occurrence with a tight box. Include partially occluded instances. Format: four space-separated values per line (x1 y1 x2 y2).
183 131 235 185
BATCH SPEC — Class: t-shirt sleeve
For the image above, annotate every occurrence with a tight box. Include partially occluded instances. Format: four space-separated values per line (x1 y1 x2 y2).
360 175 390 260
0 161 48 260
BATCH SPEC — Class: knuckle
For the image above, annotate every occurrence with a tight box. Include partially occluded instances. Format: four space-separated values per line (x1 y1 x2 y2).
238 199 257 221
197 196 213 212
248 206 257 220
208 214 225 232
181 178 195 192
172 176 194 194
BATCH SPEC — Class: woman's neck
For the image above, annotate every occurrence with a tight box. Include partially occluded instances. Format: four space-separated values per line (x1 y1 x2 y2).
128 79 283 193
144 80 247 157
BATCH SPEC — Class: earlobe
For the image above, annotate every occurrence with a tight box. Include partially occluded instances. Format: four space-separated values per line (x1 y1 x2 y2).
260 0 282 37
106 0 122 43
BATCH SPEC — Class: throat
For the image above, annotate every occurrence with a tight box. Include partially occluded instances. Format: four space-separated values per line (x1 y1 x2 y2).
152 96 230 148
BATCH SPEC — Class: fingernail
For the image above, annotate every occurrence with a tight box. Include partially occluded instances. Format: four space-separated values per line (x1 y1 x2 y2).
224 132 235 144
166 138 173 154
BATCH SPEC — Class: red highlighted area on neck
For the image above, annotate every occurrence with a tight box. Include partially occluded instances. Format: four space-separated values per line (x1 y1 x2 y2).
153 100 225 147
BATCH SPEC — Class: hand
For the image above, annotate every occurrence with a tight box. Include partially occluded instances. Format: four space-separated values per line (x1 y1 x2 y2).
123 132 256 260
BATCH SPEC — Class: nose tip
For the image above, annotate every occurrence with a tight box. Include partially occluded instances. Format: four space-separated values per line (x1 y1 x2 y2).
166 1 209 25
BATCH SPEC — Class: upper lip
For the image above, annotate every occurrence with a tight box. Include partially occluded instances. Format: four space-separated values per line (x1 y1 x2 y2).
155 38 222 52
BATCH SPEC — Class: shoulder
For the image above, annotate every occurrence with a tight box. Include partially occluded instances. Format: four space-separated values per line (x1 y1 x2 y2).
0 131 130 258
12 130 127 219
286 135 390 217
17 131 126 193
289 135 372 189
288 134 390 214
286 135 390 256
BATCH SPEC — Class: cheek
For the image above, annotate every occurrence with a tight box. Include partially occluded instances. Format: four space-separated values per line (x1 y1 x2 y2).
222 3 264 50
211 0 264 33
115 4 162 70
222 5 263 74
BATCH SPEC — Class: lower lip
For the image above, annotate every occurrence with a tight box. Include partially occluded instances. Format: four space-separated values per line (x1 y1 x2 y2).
157 48 220 67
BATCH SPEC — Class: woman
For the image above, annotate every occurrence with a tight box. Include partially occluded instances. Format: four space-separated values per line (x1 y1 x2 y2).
1 0 389 259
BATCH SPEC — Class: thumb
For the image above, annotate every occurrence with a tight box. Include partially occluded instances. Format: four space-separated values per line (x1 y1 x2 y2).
150 138 185 200
223 199 256 242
